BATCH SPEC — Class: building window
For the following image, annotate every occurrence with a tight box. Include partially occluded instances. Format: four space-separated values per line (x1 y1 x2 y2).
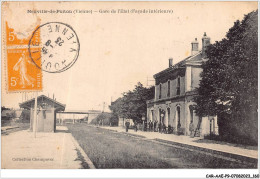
176 77 180 95
160 109 165 124
177 106 181 128
159 83 162 99
189 106 193 123
151 110 154 122
43 110 46 119
167 108 170 126
167 80 170 97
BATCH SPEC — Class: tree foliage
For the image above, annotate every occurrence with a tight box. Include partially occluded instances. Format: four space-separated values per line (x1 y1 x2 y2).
195 10 258 144
109 82 154 123
1 106 10 112
90 112 118 126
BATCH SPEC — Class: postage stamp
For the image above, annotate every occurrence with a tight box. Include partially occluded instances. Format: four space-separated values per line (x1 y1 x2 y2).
7 48 42 91
28 22 80 73
5 22 42 92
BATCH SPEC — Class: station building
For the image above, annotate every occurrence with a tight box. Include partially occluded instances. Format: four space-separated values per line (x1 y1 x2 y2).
147 33 218 137
19 95 66 132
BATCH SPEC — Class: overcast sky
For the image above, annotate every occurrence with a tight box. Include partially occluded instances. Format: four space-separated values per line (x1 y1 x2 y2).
2 1 258 111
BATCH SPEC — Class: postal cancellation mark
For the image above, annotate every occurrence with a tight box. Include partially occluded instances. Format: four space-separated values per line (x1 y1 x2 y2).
28 22 80 73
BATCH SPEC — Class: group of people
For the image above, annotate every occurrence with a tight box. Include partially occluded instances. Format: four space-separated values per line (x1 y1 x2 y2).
125 119 196 137
147 120 167 133
125 120 167 133
125 120 138 132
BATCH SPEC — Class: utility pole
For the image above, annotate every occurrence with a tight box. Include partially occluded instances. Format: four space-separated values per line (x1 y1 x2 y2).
33 92 38 138
146 76 155 87
102 102 106 112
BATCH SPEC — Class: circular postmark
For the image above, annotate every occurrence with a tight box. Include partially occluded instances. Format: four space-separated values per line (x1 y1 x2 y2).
28 22 80 73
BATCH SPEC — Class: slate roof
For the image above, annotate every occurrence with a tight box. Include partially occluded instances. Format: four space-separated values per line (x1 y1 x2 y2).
154 51 204 79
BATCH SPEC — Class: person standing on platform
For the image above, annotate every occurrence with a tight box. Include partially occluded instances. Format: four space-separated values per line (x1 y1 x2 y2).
189 122 194 137
134 121 138 132
154 120 157 132
125 120 130 132
158 122 162 133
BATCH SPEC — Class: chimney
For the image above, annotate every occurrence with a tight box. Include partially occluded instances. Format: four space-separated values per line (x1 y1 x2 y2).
191 38 199 55
169 58 173 67
202 32 210 57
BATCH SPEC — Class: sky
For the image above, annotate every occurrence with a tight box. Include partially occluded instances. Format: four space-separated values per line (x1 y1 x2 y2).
1 1 258 111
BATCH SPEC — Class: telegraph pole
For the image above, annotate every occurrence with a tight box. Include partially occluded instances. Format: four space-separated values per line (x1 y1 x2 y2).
102 102 106 112
146 76 155 87
33 92 38 138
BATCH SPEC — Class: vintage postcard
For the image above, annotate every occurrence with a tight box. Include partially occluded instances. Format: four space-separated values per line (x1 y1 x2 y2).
1 1 259 178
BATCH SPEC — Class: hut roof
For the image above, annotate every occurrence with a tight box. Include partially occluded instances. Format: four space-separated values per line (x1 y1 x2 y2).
19 95 65 111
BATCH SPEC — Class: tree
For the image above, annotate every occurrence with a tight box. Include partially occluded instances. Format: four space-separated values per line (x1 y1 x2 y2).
195 10 258 144
109 113 119 126
1 106 10 112
109 82 154 123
